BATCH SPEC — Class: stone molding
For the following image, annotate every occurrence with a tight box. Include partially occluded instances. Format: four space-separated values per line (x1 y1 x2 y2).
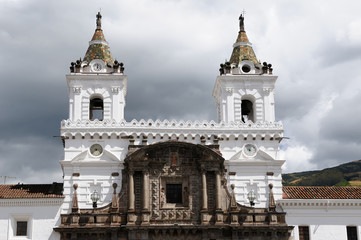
0 198 63 207
279 199 361 209
61 119 283 138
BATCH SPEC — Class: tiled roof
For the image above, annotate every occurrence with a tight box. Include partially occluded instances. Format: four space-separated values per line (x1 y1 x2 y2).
0 183 64 199
83 18 114 65
83 43 114 65
236 31 250 43
91 29 106 41
229 31 258 65
283 186 361 199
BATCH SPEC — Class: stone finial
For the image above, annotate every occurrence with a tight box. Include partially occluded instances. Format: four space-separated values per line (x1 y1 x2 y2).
119 62 125 74
70 62 75 73
268 64 273 75
72 183 79 213
268 183 276 212
219 64 225 75
75 58 82 73
111 183 118 210
230 184 238 211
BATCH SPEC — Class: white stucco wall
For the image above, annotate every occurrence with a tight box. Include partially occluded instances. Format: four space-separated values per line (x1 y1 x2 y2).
279 199 361 240
0 199 62 240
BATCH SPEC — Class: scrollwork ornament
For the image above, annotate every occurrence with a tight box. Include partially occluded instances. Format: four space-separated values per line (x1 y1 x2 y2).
72 87 81 94
111 87 121 94
225 87 234 94
263 88 274 95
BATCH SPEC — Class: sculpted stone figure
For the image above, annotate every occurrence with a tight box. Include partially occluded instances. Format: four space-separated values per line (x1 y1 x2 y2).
96 12 102 28
239 14 244 31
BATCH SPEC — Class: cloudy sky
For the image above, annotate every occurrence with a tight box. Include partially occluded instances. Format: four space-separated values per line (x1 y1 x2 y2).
1 0 361 184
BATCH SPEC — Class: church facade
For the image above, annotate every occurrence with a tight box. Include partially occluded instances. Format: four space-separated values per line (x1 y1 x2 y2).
54 12 291 240
1 12 360 240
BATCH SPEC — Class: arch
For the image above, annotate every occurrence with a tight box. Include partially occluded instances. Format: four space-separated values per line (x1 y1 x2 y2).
81 88 111 121
241 95 255 123
123 141 226 220
89 96 103 121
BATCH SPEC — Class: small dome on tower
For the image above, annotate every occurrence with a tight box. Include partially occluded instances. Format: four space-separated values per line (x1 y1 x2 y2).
83 12 114 66
229 14 258 66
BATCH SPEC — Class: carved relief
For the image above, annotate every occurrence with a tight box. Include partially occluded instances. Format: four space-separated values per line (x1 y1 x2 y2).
263 87 274 95
56 141 292 240
111 87 121 93
225 87 234 93
72 87 81 93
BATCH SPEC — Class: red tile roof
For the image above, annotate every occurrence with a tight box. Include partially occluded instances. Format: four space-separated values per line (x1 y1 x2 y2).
0 183 64 199
283 186 361 199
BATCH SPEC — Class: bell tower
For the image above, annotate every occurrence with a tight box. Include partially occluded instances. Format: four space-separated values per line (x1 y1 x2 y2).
213 15 284 207
60 12 127 213
67 12 127 122
213 14 276 124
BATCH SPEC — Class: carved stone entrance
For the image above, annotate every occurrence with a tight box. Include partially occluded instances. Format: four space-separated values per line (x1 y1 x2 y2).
55 141 292 239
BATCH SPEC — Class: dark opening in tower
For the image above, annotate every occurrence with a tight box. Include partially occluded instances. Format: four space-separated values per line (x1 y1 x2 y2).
241 100 254 122
89 97 103 121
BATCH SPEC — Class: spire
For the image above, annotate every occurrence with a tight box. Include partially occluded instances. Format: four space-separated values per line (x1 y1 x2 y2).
71 183 79 213
111 183 119 211
83 12 114 66
229 14 258 65
230 184 238 211
268 183 276 212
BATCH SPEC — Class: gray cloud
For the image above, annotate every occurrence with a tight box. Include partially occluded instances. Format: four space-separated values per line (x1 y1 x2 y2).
1 0 361 182
319 92 361 143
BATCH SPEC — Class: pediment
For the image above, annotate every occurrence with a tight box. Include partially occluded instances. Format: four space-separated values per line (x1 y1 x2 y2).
229 148 275 162
72 149 119 163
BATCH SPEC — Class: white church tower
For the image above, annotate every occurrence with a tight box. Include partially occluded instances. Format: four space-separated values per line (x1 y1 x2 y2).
60 12 127 213
213 14 276 123
213 14 284 207
60 13 285 213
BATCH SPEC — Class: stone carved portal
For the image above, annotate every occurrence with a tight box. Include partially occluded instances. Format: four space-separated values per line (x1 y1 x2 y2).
124 141 225 226
55 141 293 240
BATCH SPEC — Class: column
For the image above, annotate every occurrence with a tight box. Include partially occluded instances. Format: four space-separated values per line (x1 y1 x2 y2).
215 171 222 210
202 170 208 210
128 171 134 211
143 170 149 210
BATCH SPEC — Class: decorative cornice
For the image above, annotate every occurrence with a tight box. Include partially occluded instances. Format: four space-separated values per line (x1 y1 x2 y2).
0 198 64 207
278 199 361 209
60 119 283 138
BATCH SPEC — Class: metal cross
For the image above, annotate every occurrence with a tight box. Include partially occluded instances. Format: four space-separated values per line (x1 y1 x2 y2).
242 9 246 16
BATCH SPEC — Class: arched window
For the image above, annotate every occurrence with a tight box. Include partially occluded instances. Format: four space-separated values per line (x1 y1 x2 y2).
241 99 254 122
89 97 103 120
